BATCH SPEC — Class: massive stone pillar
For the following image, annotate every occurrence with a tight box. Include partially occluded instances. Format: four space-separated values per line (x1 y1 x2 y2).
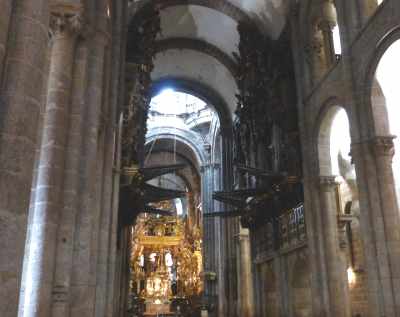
94 52 114 317
351 137 400 316
220 135 238 317
106 2 127 314
21 7 82 317
201 163 219 316
50 40 89 317
371 137 400 260
69 8 109 314
318 176 351 317
370 137 400 316
237 228 254 317
0 1 49 316
369 137 400 313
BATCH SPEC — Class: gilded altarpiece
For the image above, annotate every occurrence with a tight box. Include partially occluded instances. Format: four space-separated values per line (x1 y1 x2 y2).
129 201 203 316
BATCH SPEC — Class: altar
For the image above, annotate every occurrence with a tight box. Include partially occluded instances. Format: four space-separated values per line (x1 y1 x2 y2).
144 302 172 315
129 207 203 316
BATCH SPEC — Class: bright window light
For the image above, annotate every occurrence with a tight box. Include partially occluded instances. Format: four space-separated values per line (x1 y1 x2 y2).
175 198 183 216
332 25 342 55
147 90 215 132
347 267 356 286
376 40 400 204
150 90 206 115
330 109 351 176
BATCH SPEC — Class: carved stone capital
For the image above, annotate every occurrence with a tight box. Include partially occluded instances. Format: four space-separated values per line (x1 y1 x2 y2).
321 0 337 26
370 136 396 158
236 231 250 243
318 175 338 191
50 6 84 39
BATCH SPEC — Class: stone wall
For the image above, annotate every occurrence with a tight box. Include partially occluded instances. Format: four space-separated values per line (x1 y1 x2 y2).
290 0 400 315
254 246 313 317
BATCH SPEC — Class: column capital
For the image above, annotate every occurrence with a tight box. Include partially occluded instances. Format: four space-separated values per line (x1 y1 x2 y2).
321 0 337 27
317 175 339 190
50 4 85 39
318 19 335 32
200 162 220 173
351 136 396 159
237 232 250 242
369 136 396 158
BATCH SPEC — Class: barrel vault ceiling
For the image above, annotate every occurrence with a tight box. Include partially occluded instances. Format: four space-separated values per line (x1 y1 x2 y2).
128 0 291 115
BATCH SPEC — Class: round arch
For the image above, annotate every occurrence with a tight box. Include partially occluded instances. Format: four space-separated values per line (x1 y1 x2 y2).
144 150 199 193
315 99 369 316
145 127 208 168
315 98 350 176
363 27 400 137
365 27 400 205
151 77 233 137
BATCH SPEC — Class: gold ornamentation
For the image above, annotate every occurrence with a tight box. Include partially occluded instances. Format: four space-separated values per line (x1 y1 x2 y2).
129 202 203 308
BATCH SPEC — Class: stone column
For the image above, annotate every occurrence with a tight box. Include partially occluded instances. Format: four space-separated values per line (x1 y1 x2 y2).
21 7 82 317
107 125 123 317
319 0 337 66
370 137 400 312
94 55 114 316
351 138 399 316
50 40 89 317
0 1 49 316
0 0 13 79
70 30 109 317
237 229 254 317
221 135 238 317
305 27 325 83
106 2 127 313
318 176 351 317
201 163 218 316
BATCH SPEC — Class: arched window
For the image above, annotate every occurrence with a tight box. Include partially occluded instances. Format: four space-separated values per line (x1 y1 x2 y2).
321 0 340 62
308 0 341 84
374 39 400 204
175 198 184 216
332 24 342 56
318 106 369 315
330 109 350 176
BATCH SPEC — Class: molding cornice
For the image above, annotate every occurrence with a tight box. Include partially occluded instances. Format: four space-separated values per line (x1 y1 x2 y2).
318 175 338 190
